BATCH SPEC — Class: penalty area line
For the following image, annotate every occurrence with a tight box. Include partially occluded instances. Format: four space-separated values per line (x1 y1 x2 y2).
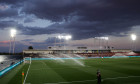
103 76 140 80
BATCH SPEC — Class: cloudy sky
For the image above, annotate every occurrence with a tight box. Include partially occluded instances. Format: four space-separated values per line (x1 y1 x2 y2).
0 0 140 52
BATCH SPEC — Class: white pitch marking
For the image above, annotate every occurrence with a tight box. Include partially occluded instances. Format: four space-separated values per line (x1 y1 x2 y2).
44 76 140 84
23 63 31 84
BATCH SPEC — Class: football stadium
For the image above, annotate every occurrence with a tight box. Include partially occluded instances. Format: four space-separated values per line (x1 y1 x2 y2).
1 0 140 84
0 49 140 84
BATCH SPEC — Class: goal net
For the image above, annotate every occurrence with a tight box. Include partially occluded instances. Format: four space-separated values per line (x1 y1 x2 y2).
24 57 31 64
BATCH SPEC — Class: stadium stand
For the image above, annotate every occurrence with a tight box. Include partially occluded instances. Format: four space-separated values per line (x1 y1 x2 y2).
0 55 22 71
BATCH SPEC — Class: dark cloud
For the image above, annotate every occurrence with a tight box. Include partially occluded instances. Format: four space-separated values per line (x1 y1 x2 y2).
22 0 140 21
0 0 23 4
18 26 58 35
0 21 17 29
23 0 78 22
1 0 140 40
0 5 18 18
21 39 33 42
24 18 35 23
20 0 140 39
14 19 137 40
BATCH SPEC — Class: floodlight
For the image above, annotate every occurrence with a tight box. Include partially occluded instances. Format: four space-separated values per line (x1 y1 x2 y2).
95 37 108 40
67 35 72 39
65 35 72 40
9 29 17 54
10 29 16 38
58 35 62 39
65 36 69 40
105 37 109 40
131 34 136 41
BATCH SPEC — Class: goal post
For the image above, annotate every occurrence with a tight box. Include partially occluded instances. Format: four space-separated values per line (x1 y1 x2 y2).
24 57 31 64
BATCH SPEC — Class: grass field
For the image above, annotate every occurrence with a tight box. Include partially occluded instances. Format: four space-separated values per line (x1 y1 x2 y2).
0 57 140 84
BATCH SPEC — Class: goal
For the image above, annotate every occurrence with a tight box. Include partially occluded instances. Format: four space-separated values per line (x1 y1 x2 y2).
24 57 31 64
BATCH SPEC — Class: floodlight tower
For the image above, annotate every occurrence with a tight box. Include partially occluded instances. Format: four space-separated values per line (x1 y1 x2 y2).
95 37 101 50
65 35 72 40
58 35 64 49
105 37 109 50
64 35 72 50
9 29 16 54
131 34 137 51
93 37 96 49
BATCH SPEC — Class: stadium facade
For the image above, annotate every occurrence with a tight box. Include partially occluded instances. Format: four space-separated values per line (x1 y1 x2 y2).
22 48 140 58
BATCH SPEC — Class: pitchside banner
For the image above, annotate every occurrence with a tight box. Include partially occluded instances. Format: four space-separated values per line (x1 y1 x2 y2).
0 60 23 77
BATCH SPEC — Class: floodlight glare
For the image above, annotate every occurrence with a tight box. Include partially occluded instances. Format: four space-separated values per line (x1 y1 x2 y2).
58 35 62 39
67 35 72 39
95 37 108 40
105 37 109 40
131 34 136 41
65 36 69 40
65 35 72 40
10 29 16 38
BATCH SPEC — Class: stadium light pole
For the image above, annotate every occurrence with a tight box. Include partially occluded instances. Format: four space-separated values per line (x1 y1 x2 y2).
58 35 64 50
95 37 109 50
93 37 96 49
54 36 57 50
9 29 16 54
64 35 72 50
131 34 137 51
105 37 109 50
95 37 101 50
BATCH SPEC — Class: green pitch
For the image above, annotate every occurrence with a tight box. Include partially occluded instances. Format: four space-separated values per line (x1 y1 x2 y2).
0 57 140 84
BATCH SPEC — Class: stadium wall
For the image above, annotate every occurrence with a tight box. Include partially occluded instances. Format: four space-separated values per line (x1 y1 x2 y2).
0 60 23 77
22 49 140 57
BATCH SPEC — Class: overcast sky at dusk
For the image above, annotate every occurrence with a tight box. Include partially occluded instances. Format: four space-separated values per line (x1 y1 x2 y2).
0 0 140 52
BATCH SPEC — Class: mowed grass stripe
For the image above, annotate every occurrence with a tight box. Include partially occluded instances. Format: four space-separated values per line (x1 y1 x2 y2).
83 59 130 79
84 58 140 84
86 58 140 76
26 60 66 84
0 64 24 84
85 58 129 78
44 76 140 84
50 66 96 82
44 60 97 82
28 58 140 84
1 57 140 84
